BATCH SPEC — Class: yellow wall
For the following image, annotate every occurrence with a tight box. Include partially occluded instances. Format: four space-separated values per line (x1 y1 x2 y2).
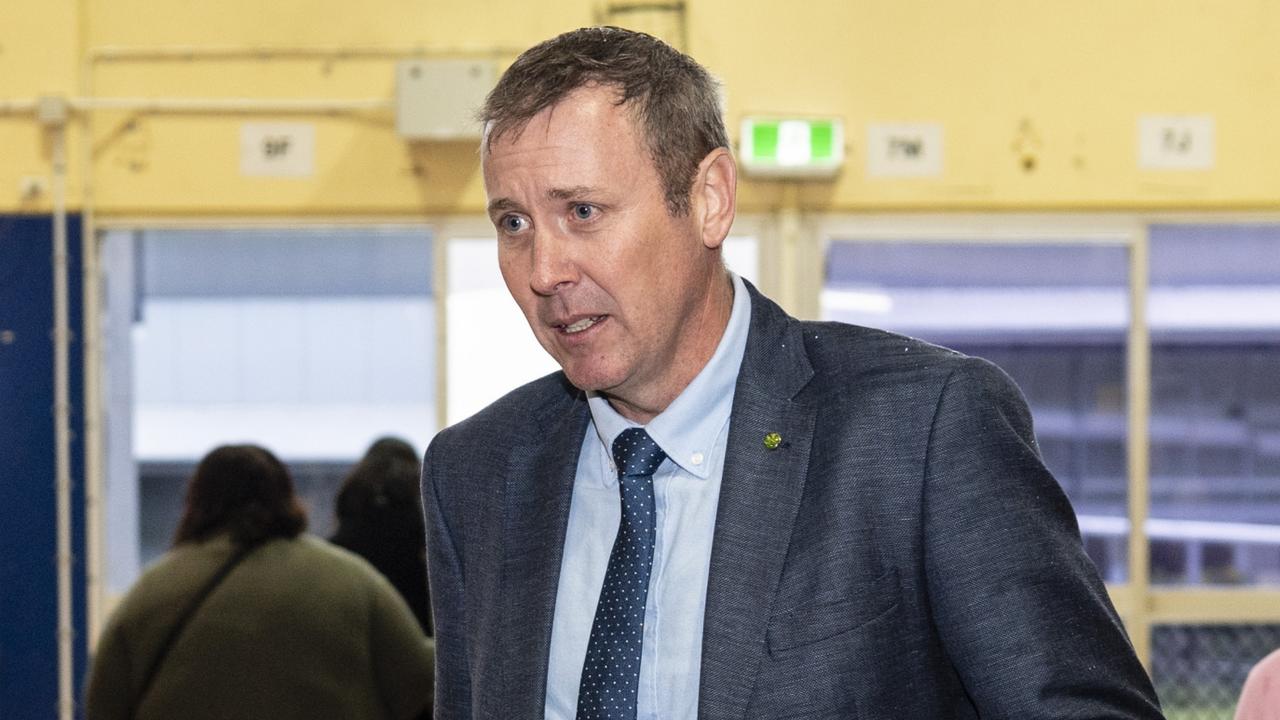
1 1 80 213
2 0 1278 216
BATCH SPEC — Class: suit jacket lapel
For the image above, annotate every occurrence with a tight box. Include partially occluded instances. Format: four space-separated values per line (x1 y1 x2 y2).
699 285 817 720
491 391 590 719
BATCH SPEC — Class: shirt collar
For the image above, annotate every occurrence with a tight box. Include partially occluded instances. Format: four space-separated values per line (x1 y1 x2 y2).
588 272 752 484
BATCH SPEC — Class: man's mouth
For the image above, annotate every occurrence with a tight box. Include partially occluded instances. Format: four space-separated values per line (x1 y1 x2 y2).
559 315 606 334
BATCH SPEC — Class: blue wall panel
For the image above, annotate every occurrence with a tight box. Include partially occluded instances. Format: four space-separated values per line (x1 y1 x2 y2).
0 214 87 718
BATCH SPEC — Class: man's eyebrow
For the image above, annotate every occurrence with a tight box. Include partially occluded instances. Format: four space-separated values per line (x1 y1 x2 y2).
487 197 519 216
547 186 599 201
488 187 601 216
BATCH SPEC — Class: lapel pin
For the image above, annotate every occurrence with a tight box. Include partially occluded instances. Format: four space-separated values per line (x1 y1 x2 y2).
763 432 782 450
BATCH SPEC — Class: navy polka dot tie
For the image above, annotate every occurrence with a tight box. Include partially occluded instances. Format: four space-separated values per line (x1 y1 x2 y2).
575 427 667 720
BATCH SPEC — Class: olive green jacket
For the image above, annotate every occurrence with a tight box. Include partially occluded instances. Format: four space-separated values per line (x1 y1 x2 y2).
87 534 433 720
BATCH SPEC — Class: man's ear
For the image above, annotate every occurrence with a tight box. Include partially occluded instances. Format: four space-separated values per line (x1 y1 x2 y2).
693 147 737 250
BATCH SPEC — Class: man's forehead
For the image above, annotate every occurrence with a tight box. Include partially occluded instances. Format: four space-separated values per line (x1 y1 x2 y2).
482 83 635 153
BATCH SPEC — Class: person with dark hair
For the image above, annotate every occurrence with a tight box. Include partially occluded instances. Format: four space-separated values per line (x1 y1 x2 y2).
171 442 308 547
422 26 1164 719
86 444 433 720
331 436 433 635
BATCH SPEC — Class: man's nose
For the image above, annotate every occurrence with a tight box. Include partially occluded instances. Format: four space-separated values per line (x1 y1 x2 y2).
529 232 578 296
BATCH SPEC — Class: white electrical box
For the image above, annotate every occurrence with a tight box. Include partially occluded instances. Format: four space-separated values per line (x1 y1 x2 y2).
396 59 495 140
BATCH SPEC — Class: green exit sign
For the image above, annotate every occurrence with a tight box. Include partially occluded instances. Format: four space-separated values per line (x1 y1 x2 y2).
740 117 844 178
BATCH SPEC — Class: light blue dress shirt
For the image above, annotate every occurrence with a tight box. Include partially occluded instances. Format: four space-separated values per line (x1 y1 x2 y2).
544 273 752 720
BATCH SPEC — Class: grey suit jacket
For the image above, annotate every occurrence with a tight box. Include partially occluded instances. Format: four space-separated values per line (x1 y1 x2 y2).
422 282 1164 719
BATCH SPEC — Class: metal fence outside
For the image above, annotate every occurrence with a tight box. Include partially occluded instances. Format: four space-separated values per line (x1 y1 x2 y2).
1153 623 1280 719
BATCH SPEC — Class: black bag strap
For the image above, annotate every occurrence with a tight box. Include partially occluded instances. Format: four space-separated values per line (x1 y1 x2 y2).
134 540 262 711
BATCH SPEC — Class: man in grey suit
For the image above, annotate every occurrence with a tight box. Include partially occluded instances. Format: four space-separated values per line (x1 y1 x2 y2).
422 26 1164 719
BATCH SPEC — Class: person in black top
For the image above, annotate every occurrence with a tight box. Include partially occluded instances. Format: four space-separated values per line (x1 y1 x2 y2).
332 436 433 636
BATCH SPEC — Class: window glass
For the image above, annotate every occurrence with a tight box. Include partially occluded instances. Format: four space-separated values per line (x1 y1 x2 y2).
1149 224 1280 586
101 227 435 587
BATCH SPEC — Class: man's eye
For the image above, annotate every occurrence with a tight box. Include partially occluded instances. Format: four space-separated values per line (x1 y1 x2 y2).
501 215 528 233
572 204 596 220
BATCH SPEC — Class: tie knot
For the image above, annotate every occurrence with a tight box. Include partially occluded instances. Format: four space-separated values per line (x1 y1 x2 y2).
611 428 667 478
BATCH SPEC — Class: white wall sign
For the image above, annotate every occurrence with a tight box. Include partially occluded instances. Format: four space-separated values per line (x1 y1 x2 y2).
1138 115 1215 170
867 123 944 178
240 122 316 177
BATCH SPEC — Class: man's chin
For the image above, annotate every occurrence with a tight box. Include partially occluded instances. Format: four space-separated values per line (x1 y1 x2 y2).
560 364 626 396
